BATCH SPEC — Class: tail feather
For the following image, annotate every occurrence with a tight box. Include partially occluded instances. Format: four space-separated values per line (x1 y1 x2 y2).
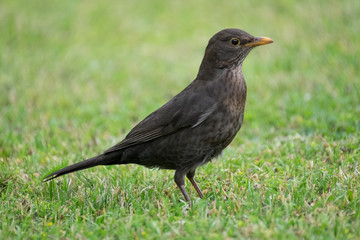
43 154 106 182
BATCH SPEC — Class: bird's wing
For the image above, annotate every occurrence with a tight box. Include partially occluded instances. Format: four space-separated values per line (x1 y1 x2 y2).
103 90 217 154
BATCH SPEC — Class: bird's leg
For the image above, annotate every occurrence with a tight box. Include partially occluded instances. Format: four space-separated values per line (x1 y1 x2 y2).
186 170 204 199
174 170 191 206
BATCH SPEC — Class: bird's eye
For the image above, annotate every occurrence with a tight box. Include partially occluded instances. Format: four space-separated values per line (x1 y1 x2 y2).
230 38 240 46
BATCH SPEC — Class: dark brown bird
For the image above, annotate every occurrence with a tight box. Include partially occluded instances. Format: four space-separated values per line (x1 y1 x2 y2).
44 29 273 205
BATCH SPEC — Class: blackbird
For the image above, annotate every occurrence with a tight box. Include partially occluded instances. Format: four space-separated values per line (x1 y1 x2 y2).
44 29 273 205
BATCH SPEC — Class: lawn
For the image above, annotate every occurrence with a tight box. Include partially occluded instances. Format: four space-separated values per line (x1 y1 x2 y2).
0 0 359 239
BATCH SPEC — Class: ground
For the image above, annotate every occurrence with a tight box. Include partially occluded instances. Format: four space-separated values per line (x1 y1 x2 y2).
0 0 359 239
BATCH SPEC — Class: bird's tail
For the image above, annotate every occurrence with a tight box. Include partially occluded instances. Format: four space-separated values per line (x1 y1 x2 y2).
43 154 113 182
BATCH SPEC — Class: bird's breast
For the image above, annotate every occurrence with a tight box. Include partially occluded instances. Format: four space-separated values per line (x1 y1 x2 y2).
219 69 247 117
199 69 247 148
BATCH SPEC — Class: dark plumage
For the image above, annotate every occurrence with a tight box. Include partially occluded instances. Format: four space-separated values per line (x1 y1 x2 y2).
44 29 273 205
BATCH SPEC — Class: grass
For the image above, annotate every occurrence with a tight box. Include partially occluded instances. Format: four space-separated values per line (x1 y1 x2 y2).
0 0 359 239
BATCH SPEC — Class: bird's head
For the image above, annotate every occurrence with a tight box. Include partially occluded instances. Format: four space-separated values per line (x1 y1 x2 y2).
200 29 273 71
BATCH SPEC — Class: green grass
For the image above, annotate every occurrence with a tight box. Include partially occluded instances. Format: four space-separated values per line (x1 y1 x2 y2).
1 0 359 239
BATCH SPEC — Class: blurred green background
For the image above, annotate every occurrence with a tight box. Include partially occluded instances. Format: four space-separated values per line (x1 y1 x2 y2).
0 0 359 239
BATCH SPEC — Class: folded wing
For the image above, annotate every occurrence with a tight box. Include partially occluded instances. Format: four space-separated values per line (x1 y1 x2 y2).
104 89 217 154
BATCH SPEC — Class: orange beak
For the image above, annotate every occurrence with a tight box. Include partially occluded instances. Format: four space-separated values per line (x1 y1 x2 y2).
244 37 274 47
